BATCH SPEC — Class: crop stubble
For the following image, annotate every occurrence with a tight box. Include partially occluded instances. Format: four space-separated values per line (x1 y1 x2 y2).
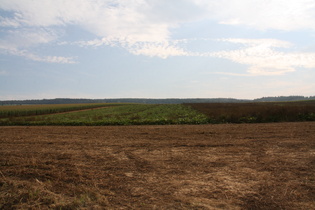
1 122 315 209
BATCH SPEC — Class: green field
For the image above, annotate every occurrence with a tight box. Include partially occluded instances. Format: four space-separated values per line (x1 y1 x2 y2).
1 101 314 126
0 104 208 126
0 103 120 118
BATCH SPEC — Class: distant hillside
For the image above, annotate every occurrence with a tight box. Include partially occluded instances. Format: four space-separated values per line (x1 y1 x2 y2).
1 96 314 105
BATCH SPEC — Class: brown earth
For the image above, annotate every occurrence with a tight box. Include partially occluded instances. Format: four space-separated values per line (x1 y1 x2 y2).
1 122 315 209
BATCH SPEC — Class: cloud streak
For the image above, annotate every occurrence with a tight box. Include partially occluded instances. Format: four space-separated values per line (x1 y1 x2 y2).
209 39 315 76
1 48 77 64
195 0 315 31
77 37 191 58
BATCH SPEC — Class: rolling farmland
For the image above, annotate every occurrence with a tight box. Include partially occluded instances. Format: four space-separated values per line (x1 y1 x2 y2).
1 101 315 209
1 101 315 125
0 104 208 125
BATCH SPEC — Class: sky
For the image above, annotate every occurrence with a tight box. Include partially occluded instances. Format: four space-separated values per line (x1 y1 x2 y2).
1 0 315 100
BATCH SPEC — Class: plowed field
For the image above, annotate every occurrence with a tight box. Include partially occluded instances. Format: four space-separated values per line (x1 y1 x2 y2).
1 122 315 209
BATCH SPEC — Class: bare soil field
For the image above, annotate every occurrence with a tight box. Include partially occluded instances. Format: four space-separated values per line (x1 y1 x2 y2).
1 122 315 209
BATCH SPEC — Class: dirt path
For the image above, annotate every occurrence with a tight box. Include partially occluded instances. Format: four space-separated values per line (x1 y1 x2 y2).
1 122 315 209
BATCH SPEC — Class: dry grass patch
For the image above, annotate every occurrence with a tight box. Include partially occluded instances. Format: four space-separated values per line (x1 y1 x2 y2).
1 123 314 209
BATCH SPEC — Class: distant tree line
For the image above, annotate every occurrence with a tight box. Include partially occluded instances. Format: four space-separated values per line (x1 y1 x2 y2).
1 96 314 105
252 96 315 102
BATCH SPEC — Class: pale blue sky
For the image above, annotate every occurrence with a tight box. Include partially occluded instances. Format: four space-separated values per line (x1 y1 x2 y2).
1 0 315 100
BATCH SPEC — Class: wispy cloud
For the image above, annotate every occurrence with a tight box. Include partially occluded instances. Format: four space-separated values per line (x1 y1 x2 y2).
195 0 315 31
208 39 315 76
2 28 59 48
0 47 76 64
128 42 189 58
77 38 191 58
0 70 7 75
0 16 22 27
23 53 76 64
1 0 315 61
0 0 172 42
0 0 175 59
0 19 74 63
3 0 314 31
212 72 254 77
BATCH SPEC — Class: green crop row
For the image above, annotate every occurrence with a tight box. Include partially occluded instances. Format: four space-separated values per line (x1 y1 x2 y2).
0 103 122 118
